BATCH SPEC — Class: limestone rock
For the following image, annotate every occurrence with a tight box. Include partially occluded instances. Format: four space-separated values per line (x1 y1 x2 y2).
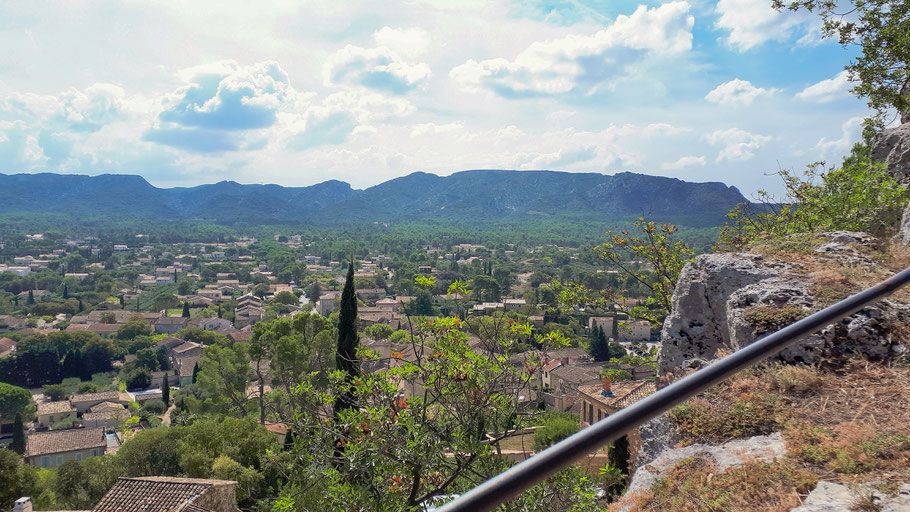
871 122 910 185
625 432 787 498
632 413 678 470
658 241 909 374
790 481 910 512
658 253 788 373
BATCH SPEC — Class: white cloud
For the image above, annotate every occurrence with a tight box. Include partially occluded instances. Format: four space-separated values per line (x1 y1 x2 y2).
813 116 863 157
661 155 706 170
410 122 465 138
796 71 851 103
519 146 598 169
707 127 771 162
450 2 694 96
705 78 775 106
373 27 431 58
715 0 812 51
323 45 431 94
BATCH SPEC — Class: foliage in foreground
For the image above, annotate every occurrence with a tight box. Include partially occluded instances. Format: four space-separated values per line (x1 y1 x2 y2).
716 143 907 251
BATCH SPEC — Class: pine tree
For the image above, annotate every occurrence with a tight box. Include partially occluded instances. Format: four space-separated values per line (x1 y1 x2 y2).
335 261 360 415
12 413 25 454
192 361 199 384
63 282 69 299
161 374 170 406
182 302 191 318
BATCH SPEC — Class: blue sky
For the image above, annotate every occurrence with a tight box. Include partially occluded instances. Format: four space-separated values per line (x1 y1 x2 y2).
0 0 873 197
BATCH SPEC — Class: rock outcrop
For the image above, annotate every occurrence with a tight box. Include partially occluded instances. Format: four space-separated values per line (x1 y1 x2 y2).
625 432 787 498
872 121 910 185
790 481 910 512
657 234 910 375
871 121 910 243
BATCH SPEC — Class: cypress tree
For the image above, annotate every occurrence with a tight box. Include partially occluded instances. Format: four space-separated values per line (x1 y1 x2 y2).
161 374 170 406
611 316 619 341
217 305 222 318
63 282 69 299
12 413 25 454
335 261 360 415
192 361 199 384
78 297 84 312
182 302 191 318
590 324 609 362
28 290 34 304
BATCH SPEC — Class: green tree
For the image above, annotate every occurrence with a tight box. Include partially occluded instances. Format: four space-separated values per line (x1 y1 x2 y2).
192 361 199 384
589 325 610 362
28 290 34 305
153 293 179 311
272 290 298 305
182 302 191 318
364 323 393 340
196 344 252 416
0 449 37 510
161 373 170 406
125 368 151 390
0 382 34 422
116 319 152 340
44 383 68 401
533 415 580 451
334 261 360 415
775 0 910 124
12 413 25 454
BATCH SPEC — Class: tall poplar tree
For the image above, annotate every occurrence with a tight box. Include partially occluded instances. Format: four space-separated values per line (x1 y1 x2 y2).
335 261 360 415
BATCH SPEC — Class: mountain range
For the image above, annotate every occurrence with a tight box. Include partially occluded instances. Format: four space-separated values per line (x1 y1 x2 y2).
0 170 749 228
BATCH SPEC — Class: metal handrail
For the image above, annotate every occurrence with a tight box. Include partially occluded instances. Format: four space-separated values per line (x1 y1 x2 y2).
437 266 910 512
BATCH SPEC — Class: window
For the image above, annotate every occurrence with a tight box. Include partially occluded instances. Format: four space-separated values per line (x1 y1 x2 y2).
56 456 63 466
587 402 593 424
41 457 49 468
597 410 603 421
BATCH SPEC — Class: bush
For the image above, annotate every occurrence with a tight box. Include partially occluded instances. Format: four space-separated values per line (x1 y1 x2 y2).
141 399 167 415
670 393 789 444
389 330 411 344
717 143 908 251
743 305 808 334
44 384 67 402
125 368 151 390
533 416 579 451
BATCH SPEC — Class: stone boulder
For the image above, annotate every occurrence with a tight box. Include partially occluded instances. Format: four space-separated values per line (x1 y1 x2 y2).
658 238 910 375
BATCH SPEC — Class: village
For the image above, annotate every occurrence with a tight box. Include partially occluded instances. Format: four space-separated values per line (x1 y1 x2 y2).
0 231 657 485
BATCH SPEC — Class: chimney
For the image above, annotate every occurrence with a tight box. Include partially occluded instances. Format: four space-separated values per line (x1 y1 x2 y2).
601 376 614 398
14 497 33 512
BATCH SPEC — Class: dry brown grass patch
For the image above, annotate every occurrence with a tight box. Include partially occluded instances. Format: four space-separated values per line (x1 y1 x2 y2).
618 456 817 512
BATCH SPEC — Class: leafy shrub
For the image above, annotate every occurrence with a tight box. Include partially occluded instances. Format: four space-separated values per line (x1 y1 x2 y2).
44 384 67 401
717 143 907 251
533 416 579 451
141 399 167 415
125 368 151 390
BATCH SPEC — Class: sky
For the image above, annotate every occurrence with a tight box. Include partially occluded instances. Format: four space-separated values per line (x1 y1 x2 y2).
0 0 873 197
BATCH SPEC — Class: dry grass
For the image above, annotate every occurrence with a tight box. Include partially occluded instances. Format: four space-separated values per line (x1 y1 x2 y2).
616 456 817 512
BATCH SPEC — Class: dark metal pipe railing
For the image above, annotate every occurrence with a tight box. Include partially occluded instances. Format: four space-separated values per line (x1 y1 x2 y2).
437 266 910 512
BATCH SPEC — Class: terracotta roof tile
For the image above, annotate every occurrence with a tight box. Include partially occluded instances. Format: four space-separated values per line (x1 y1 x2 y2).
92 476 232 512
26 427 106 458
